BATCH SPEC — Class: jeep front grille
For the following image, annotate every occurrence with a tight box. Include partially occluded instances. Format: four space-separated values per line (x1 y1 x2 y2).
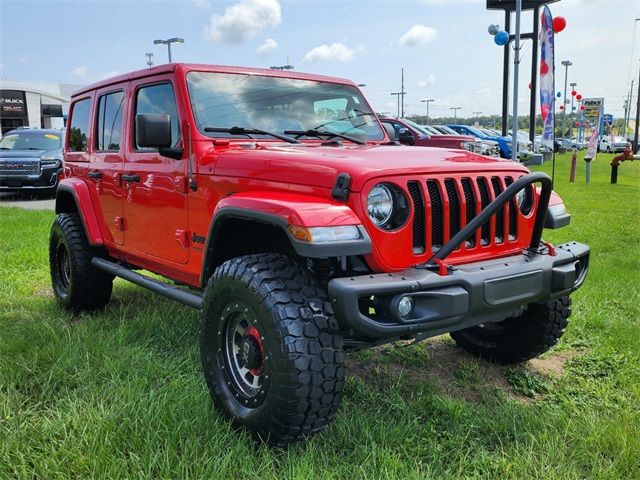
0 159 40 176
408 175 520 255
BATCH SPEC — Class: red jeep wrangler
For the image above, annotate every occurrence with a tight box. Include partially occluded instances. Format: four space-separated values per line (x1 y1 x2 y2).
50 63 589 446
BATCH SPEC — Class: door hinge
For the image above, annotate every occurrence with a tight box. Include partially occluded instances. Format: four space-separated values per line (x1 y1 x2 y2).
114 216 125 231
175 229 189 248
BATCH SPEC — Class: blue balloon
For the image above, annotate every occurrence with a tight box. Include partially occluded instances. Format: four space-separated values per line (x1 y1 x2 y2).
557 92 562 97
572 106 577 111
494 30 509 46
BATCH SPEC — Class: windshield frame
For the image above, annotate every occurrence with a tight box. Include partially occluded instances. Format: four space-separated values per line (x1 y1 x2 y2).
185 70 386 143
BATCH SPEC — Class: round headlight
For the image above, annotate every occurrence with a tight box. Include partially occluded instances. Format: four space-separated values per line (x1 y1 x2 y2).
515 186 533 215
367 184 394 226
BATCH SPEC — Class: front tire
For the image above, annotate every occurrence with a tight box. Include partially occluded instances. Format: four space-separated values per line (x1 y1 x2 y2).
49 213 113 312
450 297 571 364
200 254 345 446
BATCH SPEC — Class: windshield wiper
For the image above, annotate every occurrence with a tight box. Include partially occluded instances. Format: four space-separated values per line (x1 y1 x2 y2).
203 126 299 144
284 129 366 145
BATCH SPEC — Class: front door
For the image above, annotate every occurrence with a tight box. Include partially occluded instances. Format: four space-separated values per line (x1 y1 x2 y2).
122 79 189 264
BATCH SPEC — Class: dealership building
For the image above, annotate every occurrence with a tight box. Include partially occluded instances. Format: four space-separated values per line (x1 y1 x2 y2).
0 79 83 135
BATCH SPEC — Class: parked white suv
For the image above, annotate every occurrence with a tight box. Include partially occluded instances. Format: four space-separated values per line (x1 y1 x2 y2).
599 136 628 153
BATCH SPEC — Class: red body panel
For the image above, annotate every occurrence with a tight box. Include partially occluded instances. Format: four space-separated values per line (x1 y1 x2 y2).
62 63 548 288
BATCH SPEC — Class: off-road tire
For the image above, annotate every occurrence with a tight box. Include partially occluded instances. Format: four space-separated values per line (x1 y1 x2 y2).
49 213 113 312
450 296 571 364
200 253 345 447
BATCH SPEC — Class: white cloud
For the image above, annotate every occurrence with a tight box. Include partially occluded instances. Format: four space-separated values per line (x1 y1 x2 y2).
17 57 28 64
192 0 210 7
397 25 437 47
303 43 364 63
0 63 5 69
256 38 278 55
70 66 89 77
206 0 281 44
417 74 436 89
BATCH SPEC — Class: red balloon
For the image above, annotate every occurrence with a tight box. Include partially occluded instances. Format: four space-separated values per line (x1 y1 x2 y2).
576 94 583 101
580 105 585 110
571 90 577 97
553 16 567 33
528 82 532 89
559 105 564 110
575 122 580 127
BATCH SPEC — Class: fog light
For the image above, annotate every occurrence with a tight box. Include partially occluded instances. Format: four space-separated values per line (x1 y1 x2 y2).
397 296 414 317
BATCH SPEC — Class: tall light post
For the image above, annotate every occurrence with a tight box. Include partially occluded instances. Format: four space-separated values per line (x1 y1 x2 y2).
154 37 184 63
450 107 461 122
473 111 483 126
421 99 434 124
560 60 573 147
145 52 154 68
569 82 577 140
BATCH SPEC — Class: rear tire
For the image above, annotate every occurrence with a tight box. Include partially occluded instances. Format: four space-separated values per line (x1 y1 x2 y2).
200 253 345 447
450 297 571 364
49 213 113 312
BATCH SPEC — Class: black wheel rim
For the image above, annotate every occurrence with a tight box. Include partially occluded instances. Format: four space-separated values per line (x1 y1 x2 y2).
220 301 268 404
56 243 71 291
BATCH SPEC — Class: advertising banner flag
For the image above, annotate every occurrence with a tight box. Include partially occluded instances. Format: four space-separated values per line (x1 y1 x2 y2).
539 5 555 150
586 111 601 160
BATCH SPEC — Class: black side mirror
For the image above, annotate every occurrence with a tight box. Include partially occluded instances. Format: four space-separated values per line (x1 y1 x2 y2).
135 113 183 159
398 129 414 145
136 113 172 148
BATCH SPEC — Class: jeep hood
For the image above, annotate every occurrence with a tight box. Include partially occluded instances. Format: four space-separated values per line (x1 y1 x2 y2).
211 143 529 192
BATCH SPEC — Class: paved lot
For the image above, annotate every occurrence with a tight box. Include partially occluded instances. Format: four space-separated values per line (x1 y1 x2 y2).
0 192 55 211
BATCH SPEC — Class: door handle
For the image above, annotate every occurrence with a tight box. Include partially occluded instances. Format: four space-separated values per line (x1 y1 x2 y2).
121 173 140 183
87 170 102 179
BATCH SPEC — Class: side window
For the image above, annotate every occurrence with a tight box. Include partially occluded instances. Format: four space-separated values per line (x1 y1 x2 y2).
135 83 180 149
96 91 125 151
68 98 91 152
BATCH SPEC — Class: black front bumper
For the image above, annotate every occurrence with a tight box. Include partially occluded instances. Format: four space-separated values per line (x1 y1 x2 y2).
328 242 589 339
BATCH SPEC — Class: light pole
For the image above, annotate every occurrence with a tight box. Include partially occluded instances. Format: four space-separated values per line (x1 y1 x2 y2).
569 82 577 140
154 37 184 63
421 99 434 124
473 111 482 126
145 52 154 68
450 107 461 122
560 60 572 147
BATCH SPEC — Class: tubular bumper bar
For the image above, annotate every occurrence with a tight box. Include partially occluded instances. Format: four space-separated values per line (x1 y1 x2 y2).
328 242 589 339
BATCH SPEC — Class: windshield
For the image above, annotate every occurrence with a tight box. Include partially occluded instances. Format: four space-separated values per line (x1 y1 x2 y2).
186 71 384 142
435 125 459 135
0 132 62 151
401 119 430 135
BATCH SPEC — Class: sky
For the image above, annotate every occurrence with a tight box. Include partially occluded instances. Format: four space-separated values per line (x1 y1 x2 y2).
0 0 638 119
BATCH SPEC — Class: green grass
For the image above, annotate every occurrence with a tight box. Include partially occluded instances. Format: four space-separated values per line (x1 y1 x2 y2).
1 153 639 479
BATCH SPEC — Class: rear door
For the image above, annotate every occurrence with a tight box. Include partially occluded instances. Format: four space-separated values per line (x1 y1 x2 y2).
122 78 189 264
89 88 127 245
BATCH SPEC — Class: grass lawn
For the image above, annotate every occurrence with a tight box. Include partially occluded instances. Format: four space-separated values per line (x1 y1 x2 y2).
1 153 638 479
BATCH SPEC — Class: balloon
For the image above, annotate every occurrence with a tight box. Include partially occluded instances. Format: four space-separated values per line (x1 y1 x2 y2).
553 16 567 33
528 82 532 89
576 94 582 101
571 90 577 97
494 30 509 46
560 105 564 110
580 105 586 110
557 92 562 98
575 122 580 127
488 24 500 35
